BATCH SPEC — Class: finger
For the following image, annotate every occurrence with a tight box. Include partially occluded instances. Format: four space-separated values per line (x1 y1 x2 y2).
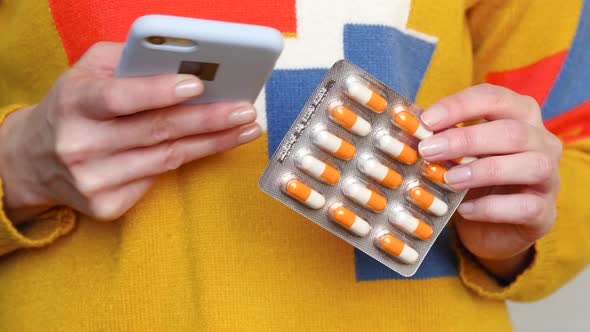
420 84 543 131
418 119 548 161
101 101 256 152
74 42 125 75
71 123 262 193
457 193 548 225
83 178 155 221
443 152 554 191
74 74 204 118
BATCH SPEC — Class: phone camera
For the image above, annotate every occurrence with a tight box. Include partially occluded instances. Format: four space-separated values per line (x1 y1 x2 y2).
146 36 166 45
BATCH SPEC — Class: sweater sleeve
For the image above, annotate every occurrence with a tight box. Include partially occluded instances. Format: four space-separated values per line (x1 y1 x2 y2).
457 148 590 301
0 104 76 256
456 0 590 301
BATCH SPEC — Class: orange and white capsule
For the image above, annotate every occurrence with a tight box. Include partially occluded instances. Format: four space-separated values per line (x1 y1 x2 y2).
342 180 387 212
407 186 448 216
295 153 340 185
420 161 448 186
388 208 433 240
374 231 418 264
282 177 325 209
329 104 372 136
391 104 432 140
358 155 402 188
345 75 387 113
453 156 477 165
375 132 418 165
313 130 356 160
328 203 371 237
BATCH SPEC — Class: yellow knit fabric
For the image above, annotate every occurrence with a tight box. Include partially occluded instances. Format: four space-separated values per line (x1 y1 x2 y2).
0 0 589 331
0 105 77 255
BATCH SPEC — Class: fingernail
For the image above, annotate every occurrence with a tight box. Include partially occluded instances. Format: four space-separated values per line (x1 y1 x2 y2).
228 108 257 126
421 104 448 129
238 124 262 144
175 75 204 98
444 166 472 185
419 137 448 157
458 202 475 215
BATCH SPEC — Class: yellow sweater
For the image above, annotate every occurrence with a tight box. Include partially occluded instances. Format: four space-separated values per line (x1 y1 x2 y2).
1 0 590 330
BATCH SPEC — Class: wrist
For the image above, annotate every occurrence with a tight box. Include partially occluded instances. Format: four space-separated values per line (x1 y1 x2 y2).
0 106 56 223
475 246 535 284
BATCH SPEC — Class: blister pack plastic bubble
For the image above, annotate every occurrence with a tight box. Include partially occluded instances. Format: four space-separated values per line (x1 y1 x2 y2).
259 60 467 277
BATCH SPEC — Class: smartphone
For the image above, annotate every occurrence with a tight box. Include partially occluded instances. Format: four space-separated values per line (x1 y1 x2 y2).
115 15 284 104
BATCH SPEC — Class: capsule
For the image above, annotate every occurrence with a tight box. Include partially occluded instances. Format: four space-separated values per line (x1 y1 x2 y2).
345 75 387 113
282 178 325 209
420 161 448 186
329 104 372 136
375 231 418 264
375 133 418 165
388 208 433 240
313 130 356 160
453 156 477 165
358 155 402 188
342 180 387 212
407 186 448 216
328 203 371 237
296 153 340 185
391 104 433 140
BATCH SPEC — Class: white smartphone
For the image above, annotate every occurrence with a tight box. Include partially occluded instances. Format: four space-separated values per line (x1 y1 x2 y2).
115 15 284 104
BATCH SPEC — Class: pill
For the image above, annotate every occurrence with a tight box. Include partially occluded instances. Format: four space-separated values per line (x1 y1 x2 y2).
283 179 325 209
342 181 387 212
388 209 433 240
313 130 356 160
345 76 387 113
375 133 418 165
453 156 477 165
298 154 340 185
329 104 372 136
408 186 448 216
358 156 402 188
420 161 447 186
376 232 418 264
328 203 371 237
391 105 433 140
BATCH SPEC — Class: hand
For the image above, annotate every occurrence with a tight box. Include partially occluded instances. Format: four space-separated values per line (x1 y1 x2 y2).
419 84 562 281
0 42 262 222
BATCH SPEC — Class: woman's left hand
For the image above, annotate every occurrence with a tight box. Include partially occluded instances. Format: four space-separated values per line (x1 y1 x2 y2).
419 84 563 281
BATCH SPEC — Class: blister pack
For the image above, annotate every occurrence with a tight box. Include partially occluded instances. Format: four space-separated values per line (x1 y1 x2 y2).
259 60 469 276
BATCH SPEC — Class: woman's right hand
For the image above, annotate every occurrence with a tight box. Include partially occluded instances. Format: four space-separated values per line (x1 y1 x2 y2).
0 42 262 222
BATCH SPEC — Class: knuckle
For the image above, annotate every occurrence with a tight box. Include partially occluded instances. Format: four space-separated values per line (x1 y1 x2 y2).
451 128 478 152
478 84 512 109
441 93 467 116
71 170 104 196
87 42 109 55
481 157 502 180
548 135 564 158
520 196 544 220
54 135 96 165
88 198 125 221
502 120 528 150
531 153 554 182
545 206 558 231
521 95 543 124
161 142 186 171
480 199 496 220
522 95 541 113
99 82 123 112
54 79 79 112
149 112 176 144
